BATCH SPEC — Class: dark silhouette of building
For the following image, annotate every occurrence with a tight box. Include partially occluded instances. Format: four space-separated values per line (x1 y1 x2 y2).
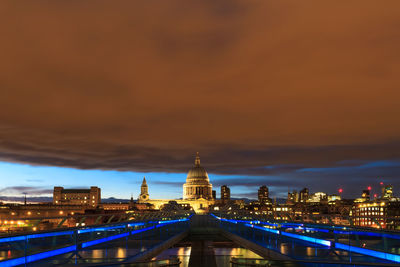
299 188 309 203
287 190 299 204
212 190 216 200
362 189 370 201
221 185 230 203
258 185 270 204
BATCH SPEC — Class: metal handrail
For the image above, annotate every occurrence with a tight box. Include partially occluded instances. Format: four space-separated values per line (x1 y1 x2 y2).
0 210 194 235
215 211 400 233
230 257 400 266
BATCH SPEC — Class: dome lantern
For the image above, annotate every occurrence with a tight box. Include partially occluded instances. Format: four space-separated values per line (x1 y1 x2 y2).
195 152 200 166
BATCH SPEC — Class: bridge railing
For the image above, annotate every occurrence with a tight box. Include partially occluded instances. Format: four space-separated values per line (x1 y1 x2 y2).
212 212 400 265
0 210 193 235
213 209 399 229
230 257 400 267
0 212 193 266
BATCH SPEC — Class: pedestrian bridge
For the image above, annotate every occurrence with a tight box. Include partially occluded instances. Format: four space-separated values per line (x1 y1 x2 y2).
1 212 400 266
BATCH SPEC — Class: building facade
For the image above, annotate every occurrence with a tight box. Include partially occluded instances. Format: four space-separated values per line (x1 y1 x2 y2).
383 185 393 199
53 186 101 207
258 185 270 204
221 185 231 203
299 188 309 203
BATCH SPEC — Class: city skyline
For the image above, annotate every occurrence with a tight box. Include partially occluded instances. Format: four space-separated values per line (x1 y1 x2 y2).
0 158 397 201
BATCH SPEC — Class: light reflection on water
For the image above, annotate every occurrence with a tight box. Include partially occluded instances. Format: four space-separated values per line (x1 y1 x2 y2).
0 250 19 261
214 247 261 257
92 249 103 258
154 247 191 267
306 246 314 257
280 243 289 255
155 246 261 267
214 247 262 267
79 247 141 259
67 245 261 267
117 247 126 258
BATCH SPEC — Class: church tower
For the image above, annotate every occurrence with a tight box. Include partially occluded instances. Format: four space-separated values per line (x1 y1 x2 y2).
138 177 149 202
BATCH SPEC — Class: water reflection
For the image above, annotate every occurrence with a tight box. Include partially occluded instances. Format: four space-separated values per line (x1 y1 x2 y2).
280 243 289 255
0 249 18 261
306 247 314 257
116 247 126 258
92 249 104 258
79 247 141 260
214 247 262 267
155 245 261 267
154 247 191 267
214 247 261 258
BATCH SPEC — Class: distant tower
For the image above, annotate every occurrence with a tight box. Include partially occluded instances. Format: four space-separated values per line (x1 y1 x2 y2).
138 177 149 202
221 185 231 203
258 185 270 204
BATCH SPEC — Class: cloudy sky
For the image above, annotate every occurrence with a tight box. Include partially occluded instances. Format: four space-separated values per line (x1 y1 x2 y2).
0 1 400 200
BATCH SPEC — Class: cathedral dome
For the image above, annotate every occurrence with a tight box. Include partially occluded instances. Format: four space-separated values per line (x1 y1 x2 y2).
187 166 209 180
186 152 209 183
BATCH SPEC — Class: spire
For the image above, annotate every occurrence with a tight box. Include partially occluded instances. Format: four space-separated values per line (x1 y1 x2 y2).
139 176 149 201
195 152 201 166
141 177 147 186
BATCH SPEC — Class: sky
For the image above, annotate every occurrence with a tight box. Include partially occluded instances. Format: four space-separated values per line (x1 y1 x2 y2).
0 1 400 200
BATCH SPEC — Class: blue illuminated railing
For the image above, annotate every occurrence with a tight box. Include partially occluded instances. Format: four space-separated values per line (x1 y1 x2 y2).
0 213 192 266
244 223 280 234
79 220 183 249
243 222 331 247
335 242 400 263
213 213 400 264
0 230 75 244
2 245 77 267
280 231 331 247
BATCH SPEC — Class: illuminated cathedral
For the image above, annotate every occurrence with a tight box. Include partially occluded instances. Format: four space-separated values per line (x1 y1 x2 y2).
138 153 214 212
183 152 213 200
